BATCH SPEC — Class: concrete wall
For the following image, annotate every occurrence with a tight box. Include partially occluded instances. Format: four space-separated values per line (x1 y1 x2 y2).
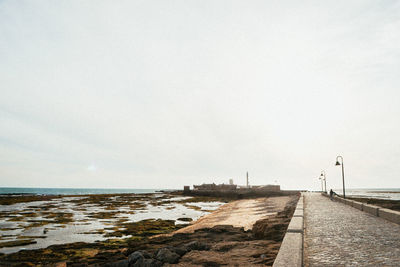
352 201 363 211
273 194 304 267
322 193 400 225
184 189 299 198
378 208 400 224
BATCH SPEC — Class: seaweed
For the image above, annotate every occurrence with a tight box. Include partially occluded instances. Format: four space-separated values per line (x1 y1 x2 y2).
0 239 37 248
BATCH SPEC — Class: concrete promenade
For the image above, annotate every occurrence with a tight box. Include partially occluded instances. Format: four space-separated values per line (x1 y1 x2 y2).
304 192 400 266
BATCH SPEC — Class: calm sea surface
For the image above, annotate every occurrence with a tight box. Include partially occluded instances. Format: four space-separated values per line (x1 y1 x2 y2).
0 187 167 195
333 188 400 200
1 187 399 199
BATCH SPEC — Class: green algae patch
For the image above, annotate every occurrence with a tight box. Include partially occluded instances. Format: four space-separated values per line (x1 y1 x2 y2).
20 212 39 218
105 219 185 238
42 212 73 224
177 217 193 222
7 216 25 222
0 239 37 248
88 212 119 219
0 195 61 205
184 204 202 211
0 228 19 231
24 220 53 229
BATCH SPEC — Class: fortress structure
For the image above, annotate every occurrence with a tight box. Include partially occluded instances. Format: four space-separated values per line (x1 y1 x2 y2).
193 183 237 191
183 178 283 197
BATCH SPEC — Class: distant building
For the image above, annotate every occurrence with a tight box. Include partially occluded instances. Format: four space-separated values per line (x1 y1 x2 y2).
193 183 237 191
255 185 281 191
229 179 234 185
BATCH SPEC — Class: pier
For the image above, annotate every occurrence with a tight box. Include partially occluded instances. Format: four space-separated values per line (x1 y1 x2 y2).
274 192 400 266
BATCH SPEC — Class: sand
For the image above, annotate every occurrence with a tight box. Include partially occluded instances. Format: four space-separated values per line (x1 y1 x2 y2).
174 196 292 233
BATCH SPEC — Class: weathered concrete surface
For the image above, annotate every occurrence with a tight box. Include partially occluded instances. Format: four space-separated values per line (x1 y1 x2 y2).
352 201 363 211
273 233 303 267
378 208 400 224
273 194 303 267
293 209 304 217
287 216 303 233
304 193 400 266
363 203 380 217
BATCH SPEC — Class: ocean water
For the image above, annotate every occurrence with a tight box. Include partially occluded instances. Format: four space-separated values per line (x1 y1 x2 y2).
333 188 400 200
0 187 166 195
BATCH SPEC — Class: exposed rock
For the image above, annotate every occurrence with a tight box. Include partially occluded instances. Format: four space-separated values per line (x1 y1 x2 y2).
183 240 210 251
252 218 287 241
177 217 193 222
103 259 128 267
155 248 180 263
132 258 162 267
128 251 144 264
168 246 187 256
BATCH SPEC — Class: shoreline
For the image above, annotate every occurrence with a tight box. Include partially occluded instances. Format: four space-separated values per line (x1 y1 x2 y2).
0 192 299 266
0 192 225 254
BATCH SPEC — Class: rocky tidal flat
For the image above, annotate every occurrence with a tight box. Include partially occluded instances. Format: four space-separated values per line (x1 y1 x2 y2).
0 193 299 266
0 193 225 255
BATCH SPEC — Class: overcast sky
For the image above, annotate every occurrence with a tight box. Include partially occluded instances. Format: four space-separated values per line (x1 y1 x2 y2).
1 1 399 190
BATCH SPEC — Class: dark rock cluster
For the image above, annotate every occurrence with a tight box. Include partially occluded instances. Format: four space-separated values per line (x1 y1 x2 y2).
104 241 210 267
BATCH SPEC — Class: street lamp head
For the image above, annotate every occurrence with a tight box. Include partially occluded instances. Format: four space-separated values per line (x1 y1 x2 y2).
335 161 341 166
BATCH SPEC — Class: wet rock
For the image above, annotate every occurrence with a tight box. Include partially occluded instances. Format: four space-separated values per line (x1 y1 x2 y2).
132 258 162 267
177 217 193 222
252 218 286 242
183 241 210 251
128 251 144 264
104 259 129 267
155 248 180 263
168 246 187 256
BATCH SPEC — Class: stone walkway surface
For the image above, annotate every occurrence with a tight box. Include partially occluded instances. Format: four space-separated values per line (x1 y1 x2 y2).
304 193 400 267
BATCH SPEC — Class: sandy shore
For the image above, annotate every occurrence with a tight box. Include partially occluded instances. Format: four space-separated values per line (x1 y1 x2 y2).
174 196 291 233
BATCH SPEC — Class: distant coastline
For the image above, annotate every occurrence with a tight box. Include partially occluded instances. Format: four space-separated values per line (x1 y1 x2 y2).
0 187 173 195
1 187 400 200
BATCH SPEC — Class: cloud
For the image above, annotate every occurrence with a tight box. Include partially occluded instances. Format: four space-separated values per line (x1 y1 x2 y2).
87 164 97 172
0 0 400 190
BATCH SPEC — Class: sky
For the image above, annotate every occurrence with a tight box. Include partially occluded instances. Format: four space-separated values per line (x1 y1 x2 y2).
1 1 400 190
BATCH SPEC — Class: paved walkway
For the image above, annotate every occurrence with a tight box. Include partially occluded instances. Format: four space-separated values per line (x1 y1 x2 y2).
304 193 400 266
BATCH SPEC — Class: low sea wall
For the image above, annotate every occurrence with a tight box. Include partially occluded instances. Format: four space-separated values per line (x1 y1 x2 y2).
321 193 400 225
273 193 304 267
183 189 299 198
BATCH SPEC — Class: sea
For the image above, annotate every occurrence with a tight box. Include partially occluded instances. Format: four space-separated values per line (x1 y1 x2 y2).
333 188 400 200
1 187 400 200
0 187 168 195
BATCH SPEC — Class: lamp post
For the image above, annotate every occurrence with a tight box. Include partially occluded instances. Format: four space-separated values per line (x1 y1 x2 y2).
335 156 345 198
320 170 327 193
318 176 324 192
